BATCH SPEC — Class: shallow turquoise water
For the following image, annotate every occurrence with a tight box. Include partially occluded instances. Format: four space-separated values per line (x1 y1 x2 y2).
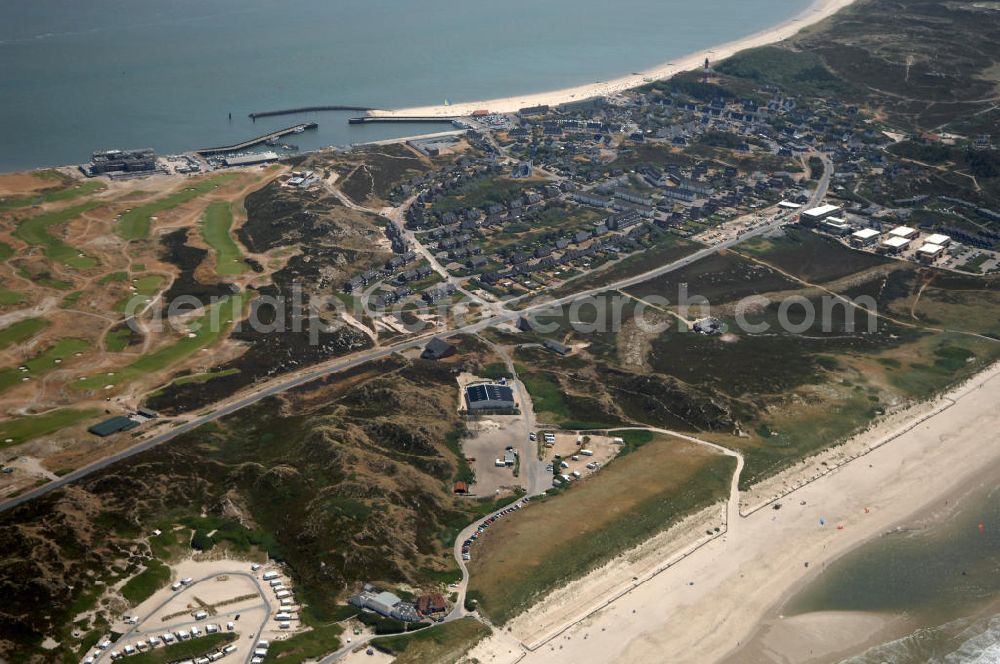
786 479 1000 663
0 0 811 171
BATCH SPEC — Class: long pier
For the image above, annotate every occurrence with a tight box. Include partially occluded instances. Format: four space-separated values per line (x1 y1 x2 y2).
196 122 318 156
248 106 374 119
347 116 459 125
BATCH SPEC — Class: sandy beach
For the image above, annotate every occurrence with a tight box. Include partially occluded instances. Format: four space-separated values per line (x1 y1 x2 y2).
466 362 1000 664
371 0 857 119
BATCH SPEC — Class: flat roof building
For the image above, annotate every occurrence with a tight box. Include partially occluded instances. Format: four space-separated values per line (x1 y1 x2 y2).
88 416 140 437
465 383 516 411
925 233 951 247
917 242 946 263
888 226 918 239
851 228 880 246
881 235 911 253
822 217 850 235
223 151 279 167
800 204 842 225
86 148 157 176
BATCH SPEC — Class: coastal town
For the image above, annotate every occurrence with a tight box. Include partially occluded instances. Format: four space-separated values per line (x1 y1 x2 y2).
1 0 999 663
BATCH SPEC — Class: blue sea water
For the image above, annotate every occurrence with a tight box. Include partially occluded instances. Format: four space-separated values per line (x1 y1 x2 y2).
0 0 811 172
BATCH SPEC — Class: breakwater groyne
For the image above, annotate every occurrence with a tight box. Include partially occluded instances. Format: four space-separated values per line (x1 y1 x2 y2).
347 116 459 125
196 122 318 156
248 106 375 119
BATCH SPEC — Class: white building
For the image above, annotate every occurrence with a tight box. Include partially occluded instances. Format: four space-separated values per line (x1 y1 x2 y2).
800 204 843 224
917 243 946 263
851 228 880 246
881 235 911 253
889 226 918 240
925 233 952 247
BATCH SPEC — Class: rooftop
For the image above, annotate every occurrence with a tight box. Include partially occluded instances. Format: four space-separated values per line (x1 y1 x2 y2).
883 236 911 248
852 228 880 239
802 204 842 217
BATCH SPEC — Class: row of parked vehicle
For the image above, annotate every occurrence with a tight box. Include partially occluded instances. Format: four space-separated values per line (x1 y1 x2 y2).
461 497 529 561
87 627 238 663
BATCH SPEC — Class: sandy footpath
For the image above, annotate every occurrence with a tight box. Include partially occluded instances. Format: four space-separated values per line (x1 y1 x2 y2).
467 362 1000 664
373 0 857 118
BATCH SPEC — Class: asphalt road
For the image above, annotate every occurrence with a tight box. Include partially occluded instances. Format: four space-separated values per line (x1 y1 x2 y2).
0 155 832 517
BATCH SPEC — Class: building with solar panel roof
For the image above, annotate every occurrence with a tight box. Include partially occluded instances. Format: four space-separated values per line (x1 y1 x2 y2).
464 383 516 411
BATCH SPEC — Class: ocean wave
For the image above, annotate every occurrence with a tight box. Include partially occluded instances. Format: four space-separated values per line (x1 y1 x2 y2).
841 612 1000 664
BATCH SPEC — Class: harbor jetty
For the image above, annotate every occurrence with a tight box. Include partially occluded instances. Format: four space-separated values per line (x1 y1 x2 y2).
347 116 459 125
248 106 374 119
196 122 318 156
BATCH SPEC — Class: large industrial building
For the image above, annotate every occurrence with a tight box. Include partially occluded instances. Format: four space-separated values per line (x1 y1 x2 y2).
799 204 842 225
83 149 157 177
465 383 516 411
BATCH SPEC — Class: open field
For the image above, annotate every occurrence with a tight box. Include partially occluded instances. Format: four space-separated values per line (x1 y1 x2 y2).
0 407 100 448
468 434 734 623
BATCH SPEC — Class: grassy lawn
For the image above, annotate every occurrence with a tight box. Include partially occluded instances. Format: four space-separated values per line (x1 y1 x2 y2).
200 201 246 276
116 174 240 240
0 241 14 260
13 202 101 269
0 407 100 448
519 371 620 429
104 328 135 352
113 274 166 313
371 618 490 664
75 293 247 391
124 633 235 664
0 338 89 393
0 289 25 305
0 318 48 350
266 606 343 661
468 435 735 623
98 271 129 284
120 559 170 605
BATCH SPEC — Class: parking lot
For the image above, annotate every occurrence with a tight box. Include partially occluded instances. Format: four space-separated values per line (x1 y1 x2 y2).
541 432 620 487
87 559 300 664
